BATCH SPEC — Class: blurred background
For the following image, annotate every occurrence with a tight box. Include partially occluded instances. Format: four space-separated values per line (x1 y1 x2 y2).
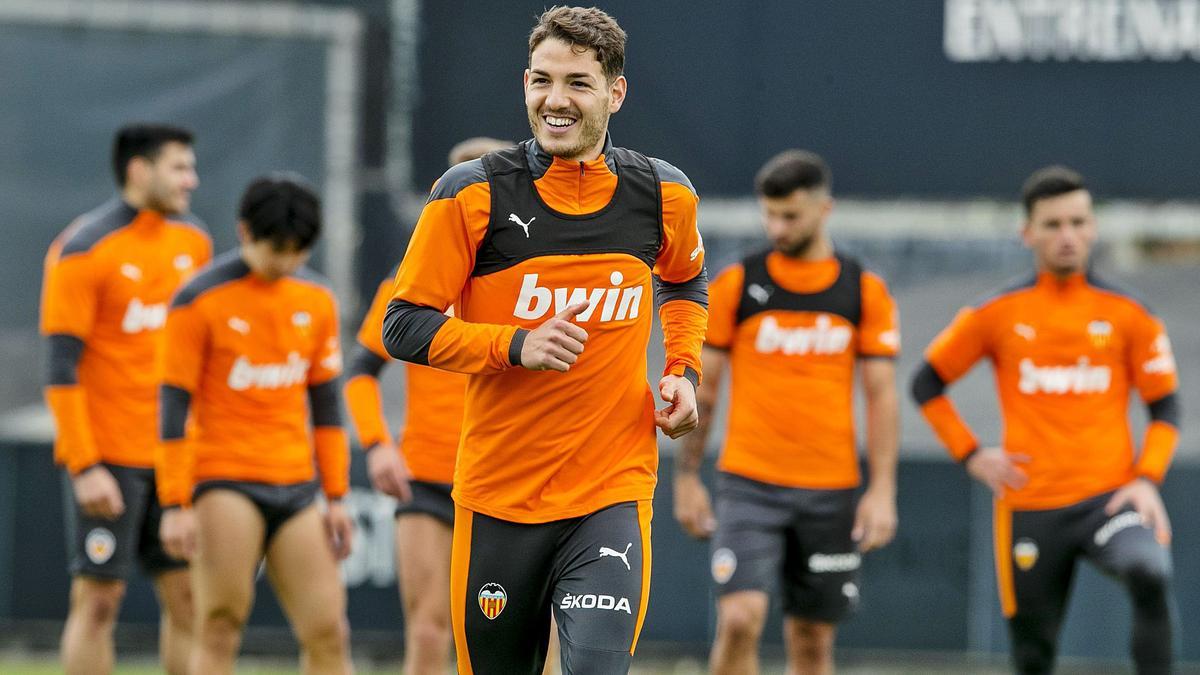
1 1 1198 672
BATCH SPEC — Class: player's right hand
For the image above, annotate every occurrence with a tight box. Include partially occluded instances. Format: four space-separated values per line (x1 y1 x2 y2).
72 465 126 520
367 442 414 503
966 446 1030 497
159 508 196 561
519 302 590 372
673 472 716 539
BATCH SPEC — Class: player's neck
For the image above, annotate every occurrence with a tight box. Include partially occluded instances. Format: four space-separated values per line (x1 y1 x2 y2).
778 236 833 262
1036 264 1087 283
120 186 157 214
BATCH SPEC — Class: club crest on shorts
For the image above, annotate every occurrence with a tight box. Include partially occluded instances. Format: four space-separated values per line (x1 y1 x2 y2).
85 528 116 565
478 583 507 620
1013 538 1039 571
712 547 737 584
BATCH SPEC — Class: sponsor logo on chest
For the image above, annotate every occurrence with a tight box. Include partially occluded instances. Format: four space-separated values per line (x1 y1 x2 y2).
227 351 310 391
513 271 644 323
754 314 852 356
121 298 167 334
1017 357 1111 395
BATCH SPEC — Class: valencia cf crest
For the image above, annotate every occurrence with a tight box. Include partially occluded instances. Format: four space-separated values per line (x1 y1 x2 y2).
478 583 507 620
1013 538 1039 571
1087 320 1113 349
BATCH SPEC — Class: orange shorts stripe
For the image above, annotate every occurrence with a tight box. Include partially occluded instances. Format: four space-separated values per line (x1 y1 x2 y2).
450 503 474 674
630 499 653 655
994 501 1017 618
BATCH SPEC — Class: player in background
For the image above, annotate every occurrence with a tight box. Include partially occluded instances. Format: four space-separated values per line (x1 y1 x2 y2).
674 150 900 675
40 123 210 675
911 166 1180 675
156 175 353 675
381 7 708 673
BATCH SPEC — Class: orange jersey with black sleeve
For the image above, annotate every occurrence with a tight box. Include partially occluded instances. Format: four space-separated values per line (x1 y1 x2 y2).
40 199 211 473
914 271 1180 510
343 275 466 484
155 251 348 506
383 138 708 523
706 250 900 489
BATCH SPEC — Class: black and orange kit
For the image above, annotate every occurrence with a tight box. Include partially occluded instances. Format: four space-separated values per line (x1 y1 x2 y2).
383 139 708 674
156 251 349 540
40 198 211 578
705 250 899 622
912 271 1180 674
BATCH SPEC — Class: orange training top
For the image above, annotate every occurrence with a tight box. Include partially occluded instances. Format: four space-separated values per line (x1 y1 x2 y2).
40 198 211 472
920 271 1179 510
156 251 348 505
344 276 465 484
706 251 899 489
387 138 708 523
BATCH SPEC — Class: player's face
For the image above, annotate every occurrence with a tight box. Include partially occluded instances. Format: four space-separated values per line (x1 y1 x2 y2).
1023 189 1096 276
759 188 833 257
238 222 311 282
142 142 198 215
525 38 626 161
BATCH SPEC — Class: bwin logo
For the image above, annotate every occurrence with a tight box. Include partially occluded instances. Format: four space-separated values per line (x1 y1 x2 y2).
1018 357 1111 395
513 272 643 323
755 315 852 356
121 298 167 334
560 593 632 614
227 352 310 391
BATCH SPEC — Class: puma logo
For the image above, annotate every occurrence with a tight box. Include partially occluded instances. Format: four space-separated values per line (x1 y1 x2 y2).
599 542 632 571
508 213 534 238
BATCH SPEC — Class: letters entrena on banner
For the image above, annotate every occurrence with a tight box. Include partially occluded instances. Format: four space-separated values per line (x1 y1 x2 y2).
945 0 1200 62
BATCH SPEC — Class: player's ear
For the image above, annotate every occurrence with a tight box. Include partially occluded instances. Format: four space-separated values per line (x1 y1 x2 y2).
608 75 627 113
236 220 251 245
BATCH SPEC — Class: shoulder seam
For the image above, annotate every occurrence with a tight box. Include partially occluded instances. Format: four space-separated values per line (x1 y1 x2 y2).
649 157 696 197
429 159 489 201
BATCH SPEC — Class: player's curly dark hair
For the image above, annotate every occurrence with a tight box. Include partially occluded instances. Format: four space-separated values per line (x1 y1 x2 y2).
238 173 322 251
529 6 626 82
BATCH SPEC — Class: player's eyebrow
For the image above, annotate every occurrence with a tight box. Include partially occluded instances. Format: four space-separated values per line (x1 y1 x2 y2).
530 68 596 81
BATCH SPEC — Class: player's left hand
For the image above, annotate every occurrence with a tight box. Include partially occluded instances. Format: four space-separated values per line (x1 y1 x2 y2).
852 485 898 552
655 375 698 439
1106 477 1172 546
324 499 355 560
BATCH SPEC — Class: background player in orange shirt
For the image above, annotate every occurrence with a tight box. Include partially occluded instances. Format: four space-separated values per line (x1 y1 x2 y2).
40 123 210 675
674 151 900 675
382 7 708 673
911 166 1180 674
156 175 353 675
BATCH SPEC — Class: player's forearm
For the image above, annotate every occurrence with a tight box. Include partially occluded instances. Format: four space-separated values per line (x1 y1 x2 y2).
43 334 101 473
309 378 350 498
658 295 708 388
676 393 714 476
1134 392 1181 483
156 384 195 506
910 360 979 461
314 427 350 499
864 385 899 494
343 346 391 449
384 299 521 374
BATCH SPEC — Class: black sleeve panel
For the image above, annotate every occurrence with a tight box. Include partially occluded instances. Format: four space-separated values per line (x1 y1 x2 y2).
346 344 388 379
654 267 709 309
382 299 450 365
45 333 85 386
308 379 344 428
1148 392 1181 428
160 385 191 441
910 361 948 406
